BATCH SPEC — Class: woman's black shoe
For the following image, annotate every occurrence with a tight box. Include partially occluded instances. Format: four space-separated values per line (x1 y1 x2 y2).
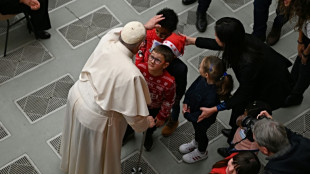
284 95 303 107
221 129 231 138
182 0 197 5
217 147 231 157
35 31 51 39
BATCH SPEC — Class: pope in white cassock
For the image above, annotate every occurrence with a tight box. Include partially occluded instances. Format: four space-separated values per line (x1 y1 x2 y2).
60 21 155 174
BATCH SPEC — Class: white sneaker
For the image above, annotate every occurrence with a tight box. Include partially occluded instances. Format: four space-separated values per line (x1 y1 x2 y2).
179 140 198 154
182 149 208 163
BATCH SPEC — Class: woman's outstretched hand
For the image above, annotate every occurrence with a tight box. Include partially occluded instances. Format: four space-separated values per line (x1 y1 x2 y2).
197 106 217 123
178 32 197 45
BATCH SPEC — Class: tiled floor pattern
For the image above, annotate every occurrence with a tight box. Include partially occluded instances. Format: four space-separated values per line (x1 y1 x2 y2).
159 119 227 163
121 151 158 174
0 154 41 174
48 0 76 12
58 6 121 48
177 5 215 36
0 41 54 85
1 0 309 174
285 109 310 139
125 0 166 14
15 74 74 124
0 121 10 141
221 0 253 12
47 133 62 159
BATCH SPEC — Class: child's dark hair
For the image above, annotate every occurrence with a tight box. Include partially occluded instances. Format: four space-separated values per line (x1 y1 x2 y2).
201 56 233 101
245 100 272 118
156 8 178 33
153 45 174 64
211 152 260 174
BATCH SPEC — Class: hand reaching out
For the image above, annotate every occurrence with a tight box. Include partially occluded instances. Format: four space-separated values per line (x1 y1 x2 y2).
144 14 165 30
20 0 40 10
147 116 155 128
154 117 165 127
257 110 272 119
197 106 217 123
178 32 197 45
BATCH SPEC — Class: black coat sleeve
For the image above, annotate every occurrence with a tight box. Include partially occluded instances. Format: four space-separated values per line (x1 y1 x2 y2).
195 37 222 50
0 0 21 14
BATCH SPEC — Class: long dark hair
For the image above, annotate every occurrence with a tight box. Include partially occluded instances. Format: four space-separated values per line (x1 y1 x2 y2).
215 17 245 68
293 0 310 30
210 152 261 174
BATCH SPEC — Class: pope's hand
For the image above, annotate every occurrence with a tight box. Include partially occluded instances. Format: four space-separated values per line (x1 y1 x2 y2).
147 116 155 128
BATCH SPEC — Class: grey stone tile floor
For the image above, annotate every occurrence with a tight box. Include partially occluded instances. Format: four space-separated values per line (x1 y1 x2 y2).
0 0 309 173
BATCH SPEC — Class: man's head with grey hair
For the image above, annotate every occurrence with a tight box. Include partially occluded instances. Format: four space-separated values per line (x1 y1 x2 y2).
253 118 289 156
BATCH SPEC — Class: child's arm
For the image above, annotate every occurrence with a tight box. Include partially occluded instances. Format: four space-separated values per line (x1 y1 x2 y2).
135 40 147 65
144 14 165 30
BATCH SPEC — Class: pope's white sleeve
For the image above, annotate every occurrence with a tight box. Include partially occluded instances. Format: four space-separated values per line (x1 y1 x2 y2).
123 115 149 133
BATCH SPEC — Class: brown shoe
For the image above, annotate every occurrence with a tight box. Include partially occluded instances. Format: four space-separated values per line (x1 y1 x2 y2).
266 27 281 46
161 118 179 137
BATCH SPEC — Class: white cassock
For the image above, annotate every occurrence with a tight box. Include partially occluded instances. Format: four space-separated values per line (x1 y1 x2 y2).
60 27 151 174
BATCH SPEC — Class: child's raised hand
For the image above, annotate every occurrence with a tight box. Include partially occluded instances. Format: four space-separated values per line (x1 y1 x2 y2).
144 15 165 30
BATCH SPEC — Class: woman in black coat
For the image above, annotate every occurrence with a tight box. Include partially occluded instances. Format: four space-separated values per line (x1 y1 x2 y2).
182 17 292 144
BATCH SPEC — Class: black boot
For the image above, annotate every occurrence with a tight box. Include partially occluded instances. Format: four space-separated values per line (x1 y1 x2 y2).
284 94 303 107
221 129 231 138
182 0 197 5
217 147 231 158
266 26 282 46
122 126 135 145
196 12 208 32
35 30 51 39
144 132 153 151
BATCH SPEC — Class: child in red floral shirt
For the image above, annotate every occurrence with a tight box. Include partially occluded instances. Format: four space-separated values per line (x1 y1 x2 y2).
126 45 176 151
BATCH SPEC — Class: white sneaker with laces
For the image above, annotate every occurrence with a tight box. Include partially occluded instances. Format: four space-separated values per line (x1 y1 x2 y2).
182 148 208 163
179 140 198 154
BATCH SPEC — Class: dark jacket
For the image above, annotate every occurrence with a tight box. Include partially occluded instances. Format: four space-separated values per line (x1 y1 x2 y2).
166 58 188 104
183 76 219 123
0 0 24 14
0 0 51 31
195 34 292 110
264 129 310 174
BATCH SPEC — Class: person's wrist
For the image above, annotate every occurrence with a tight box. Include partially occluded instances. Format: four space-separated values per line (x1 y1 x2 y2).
302 52 309 58
297 40 303 44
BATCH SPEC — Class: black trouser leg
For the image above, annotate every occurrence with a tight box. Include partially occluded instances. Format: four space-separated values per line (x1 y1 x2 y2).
252 0 272 38
197 0 212 13
193 117 215 152
22 0 51 31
